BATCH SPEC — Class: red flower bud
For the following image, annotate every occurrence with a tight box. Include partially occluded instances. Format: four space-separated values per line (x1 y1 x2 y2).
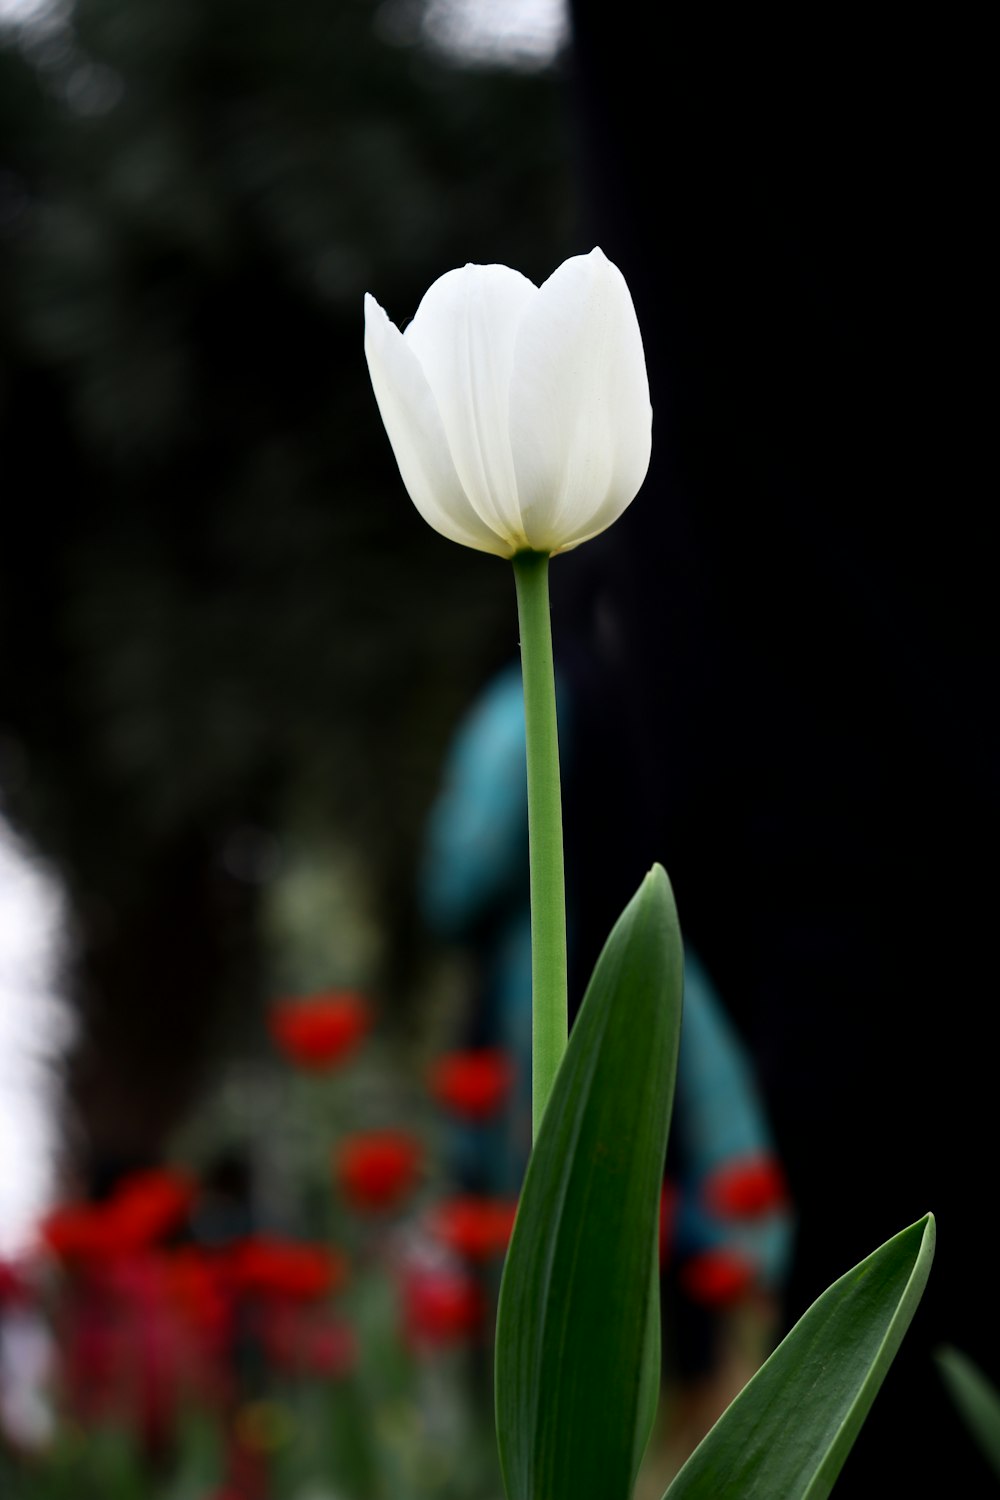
42 1203 117 1263
427 1196 518 1260
334 1131 423 1213
402 1264 484 1348
702 1155 789 1220
107 1169 196 1250
42 1169 195 1265
268 991 372 1071
428 1048 514 1121
680 1249 756 1306
227 1238 347 1301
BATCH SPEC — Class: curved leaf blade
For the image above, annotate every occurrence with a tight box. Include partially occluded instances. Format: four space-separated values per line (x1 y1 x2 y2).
495 864 684 1500
665 1213 935 1500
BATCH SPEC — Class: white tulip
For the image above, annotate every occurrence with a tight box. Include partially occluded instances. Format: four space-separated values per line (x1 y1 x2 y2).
364 248 651 558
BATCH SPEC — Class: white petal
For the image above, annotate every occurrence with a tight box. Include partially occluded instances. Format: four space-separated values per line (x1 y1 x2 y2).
507 248 652 552
404 264 538 546
364 294 514 557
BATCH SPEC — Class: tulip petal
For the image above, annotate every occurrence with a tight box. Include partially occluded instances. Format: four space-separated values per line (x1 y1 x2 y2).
404 264 537 547
364 295 513 556
508 248 652 553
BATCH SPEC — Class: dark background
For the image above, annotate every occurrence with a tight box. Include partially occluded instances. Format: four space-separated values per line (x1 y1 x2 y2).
560 6 994 1493
2 2 994 1490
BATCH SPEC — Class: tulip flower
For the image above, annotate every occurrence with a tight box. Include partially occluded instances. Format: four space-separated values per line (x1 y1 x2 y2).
365 250 652 1138
366 247 936 1500
364 247 650 559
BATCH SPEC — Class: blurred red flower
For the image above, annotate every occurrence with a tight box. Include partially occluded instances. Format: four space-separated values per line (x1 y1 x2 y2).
41 1203 116 1263
259 1303 357 1378
268 990 371 1070
227 1238 347 1301
428 1048 514 1121
427 1196 518 1260
402 1264 484 1347
42 1169 195 1265
62 1249 229 1448
335 1131 423 1213
680 1249 757 1306
702 1154 790 1219
165 1247 232 1345
109 1169 196 1250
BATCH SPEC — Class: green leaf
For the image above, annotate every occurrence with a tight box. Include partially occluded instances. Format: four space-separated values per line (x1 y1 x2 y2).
936 1345 1000 1480
665 1213 936 1500
494 863 684 1500
633 1237 664 1483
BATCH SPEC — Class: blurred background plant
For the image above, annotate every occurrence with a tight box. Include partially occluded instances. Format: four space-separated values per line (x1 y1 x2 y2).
1 2 577 1493
0 0 575 1167
0 992 520 1498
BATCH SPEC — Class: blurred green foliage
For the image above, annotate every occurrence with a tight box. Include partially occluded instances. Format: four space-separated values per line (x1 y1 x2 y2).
0 0 575 1144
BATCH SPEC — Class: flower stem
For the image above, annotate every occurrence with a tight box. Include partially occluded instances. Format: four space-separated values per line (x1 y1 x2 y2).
512 549 567 1140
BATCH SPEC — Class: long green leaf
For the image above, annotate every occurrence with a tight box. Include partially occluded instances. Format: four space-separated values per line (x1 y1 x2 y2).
936 1345 1000 1480
665 1213 936 1500
632 1235 664 1484
494 863 684 1500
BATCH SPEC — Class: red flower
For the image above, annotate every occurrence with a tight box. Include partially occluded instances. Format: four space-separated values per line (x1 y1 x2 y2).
42 1203 117 1263
428 1048 514 1121
335 1131 422 1213
60 1248 228 1447
680 1249 756 1306
269 991 372 1070
165 1248 232 1345
427 1196 518 1261
402 1264 484 1347
258 1303 357 1377
42 1170 195 1265
702 1154 789 1220
227 1238 347 1301
108 1169 195 1250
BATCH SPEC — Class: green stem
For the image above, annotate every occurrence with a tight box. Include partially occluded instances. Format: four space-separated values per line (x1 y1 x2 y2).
512 549 567 1139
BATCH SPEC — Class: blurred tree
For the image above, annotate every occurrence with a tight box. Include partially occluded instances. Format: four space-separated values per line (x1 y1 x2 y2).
0 0 575 1160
